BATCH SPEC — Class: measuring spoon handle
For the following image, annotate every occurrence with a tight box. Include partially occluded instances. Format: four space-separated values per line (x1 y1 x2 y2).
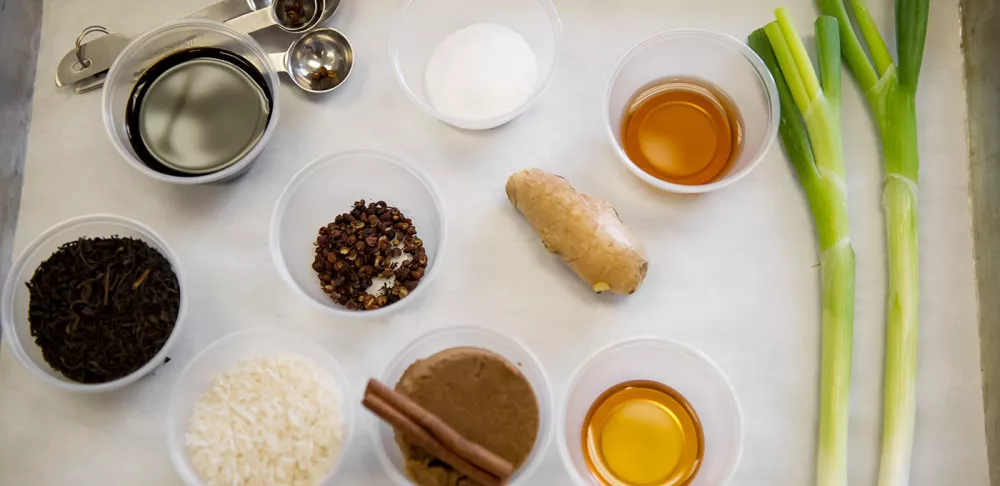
185 0 257 22
268 52 288 74
225 8 275 35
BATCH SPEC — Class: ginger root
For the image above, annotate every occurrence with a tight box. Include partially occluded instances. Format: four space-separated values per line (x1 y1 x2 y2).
506 169 648 295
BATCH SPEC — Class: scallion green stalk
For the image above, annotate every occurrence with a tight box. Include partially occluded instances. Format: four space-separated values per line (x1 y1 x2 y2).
816 1 928 484
749 12 855 486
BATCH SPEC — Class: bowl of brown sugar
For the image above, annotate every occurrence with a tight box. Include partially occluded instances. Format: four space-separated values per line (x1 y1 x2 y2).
369 326 554 486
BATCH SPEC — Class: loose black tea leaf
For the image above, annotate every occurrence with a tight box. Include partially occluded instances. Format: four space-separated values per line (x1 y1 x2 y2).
26 236 180 384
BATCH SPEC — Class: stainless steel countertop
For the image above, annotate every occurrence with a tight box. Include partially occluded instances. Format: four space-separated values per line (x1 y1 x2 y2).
0 0 41 330
963 0 1000 482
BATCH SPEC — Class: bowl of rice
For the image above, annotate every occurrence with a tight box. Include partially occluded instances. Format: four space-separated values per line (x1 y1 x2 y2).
166 330 353 486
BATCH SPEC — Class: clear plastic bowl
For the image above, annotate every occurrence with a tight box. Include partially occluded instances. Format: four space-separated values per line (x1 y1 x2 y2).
559 337 743 485
371 326 554 485
166 330 355 486
270 149 446 318
102 19 280 184
605 30 779 194
0 214 187 393
391 0 561 130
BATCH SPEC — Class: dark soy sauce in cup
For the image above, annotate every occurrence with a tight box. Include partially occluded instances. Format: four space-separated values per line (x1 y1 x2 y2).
125 47 273 177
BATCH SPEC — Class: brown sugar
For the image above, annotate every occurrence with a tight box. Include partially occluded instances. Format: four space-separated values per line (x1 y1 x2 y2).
394 347 540 486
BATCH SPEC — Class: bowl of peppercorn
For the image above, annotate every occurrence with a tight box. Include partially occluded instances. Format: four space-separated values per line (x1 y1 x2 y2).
0 214 187 392
270 149 446 317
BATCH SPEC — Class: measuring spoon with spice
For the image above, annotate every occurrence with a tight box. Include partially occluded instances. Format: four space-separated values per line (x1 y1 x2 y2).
226 0 325 35
57 0 339 93
269 28 354 93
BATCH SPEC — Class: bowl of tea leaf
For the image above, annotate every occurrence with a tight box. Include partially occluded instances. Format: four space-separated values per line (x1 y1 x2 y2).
0 214 187 392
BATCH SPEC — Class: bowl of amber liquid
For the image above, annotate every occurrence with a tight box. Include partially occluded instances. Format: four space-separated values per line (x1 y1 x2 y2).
558 337 742 485
605 30 779 194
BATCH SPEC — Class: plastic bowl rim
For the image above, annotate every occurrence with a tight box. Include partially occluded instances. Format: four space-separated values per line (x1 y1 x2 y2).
165 328 356 486
101 18 281 185
269 148 448 318
556 334 745 485
389 0 563 129
602 28 780 194
369 325 556 485
0 213 188 393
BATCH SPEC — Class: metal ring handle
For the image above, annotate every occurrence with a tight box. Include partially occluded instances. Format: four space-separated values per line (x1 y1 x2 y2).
74 25 109 66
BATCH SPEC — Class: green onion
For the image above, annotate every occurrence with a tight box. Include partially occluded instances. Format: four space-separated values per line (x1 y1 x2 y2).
749 12 855 486
816 0 928 484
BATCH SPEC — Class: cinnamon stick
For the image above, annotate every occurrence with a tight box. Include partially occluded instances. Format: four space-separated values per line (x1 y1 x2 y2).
366 379 516 479
363 393 502 486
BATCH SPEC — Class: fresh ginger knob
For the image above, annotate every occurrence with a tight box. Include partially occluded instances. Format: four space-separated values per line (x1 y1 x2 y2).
506 169 648 295
592 282 612 293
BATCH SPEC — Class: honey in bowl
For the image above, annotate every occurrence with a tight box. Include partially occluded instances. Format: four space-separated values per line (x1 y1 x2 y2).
583 380 704 485
621 77 744 186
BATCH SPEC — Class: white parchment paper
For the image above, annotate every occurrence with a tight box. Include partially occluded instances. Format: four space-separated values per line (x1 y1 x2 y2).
0 0 988 484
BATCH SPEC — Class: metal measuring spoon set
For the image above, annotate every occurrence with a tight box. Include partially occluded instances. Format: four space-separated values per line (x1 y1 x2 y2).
57 0 353 94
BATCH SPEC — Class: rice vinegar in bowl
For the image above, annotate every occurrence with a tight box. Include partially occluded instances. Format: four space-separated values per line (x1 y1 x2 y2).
559 337 742 486
582 380 704 485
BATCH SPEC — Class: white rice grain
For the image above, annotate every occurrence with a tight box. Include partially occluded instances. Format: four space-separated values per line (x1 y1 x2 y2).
186 354 345 486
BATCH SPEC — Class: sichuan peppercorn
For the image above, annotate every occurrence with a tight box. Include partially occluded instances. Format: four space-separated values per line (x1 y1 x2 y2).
313 200 429 311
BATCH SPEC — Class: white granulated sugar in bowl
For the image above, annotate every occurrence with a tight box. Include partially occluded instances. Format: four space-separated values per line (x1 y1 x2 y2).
186 354 345 486
424 22 538 121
